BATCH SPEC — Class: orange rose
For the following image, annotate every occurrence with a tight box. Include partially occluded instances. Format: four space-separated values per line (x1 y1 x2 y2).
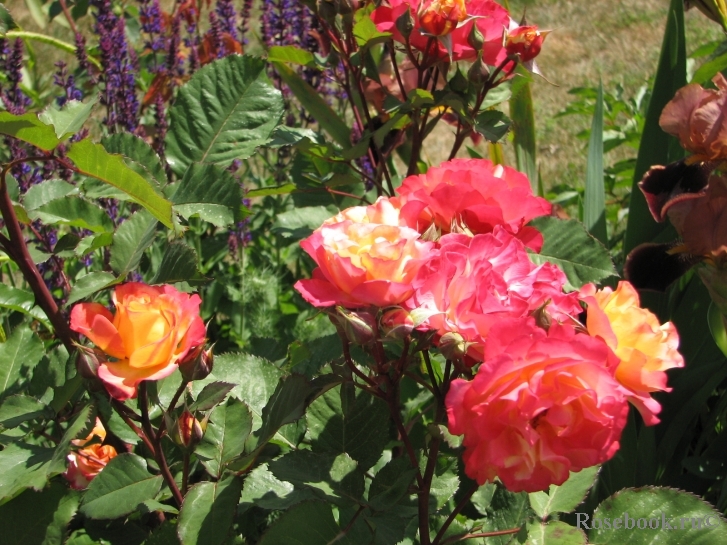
580 281 684 425
70 283 207 400
64 419 118 490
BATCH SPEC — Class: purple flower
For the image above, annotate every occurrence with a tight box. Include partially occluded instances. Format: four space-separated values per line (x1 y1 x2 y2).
139 0 166 53
1 39 31 114
53 61 84 107
215 0 238 39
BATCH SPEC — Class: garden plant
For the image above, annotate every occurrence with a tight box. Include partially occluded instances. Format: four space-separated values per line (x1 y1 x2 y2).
1 0 727 543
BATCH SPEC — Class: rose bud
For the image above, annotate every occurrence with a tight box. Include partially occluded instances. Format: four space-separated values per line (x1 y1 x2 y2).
505 25 549 62
179 343 214 382
381 308 415 339
438 331 468 360
334 308 377 345
418 0 468 37
171 410 207 449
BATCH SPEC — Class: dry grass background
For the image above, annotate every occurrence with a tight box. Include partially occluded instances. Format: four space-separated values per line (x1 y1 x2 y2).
4 0 725 190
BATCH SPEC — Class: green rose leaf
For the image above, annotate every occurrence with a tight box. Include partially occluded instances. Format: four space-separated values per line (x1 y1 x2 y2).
102 133 168 188
79 453 163 520
529 466 600 519
66 272 117 306
166 55 284 176
177 476 243 545
109 210 158 277
0 395 51 429
195 398 252 478
527 216 617 290
257 501 341 545
171 163 243 227
526 521 588 545
38 97 98 140
150 241 205 285
0 112 60 151
589 487 727 544
0 326 45 403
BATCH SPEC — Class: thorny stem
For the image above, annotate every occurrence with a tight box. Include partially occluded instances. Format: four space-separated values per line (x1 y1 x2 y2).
440 527 521 545
139 382 184 507
0 157 78 354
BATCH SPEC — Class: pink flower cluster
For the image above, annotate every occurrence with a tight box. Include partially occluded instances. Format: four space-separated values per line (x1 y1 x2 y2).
294 158 684 493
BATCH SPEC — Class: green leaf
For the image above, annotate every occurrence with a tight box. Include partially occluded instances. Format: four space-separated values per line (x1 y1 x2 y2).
49 404 95 476
589 487 727 544
246 183 296 198
256 374 313 446
258 501 340 545
584 81 607 244
195 398 252 477
272 61 351 148
38 97 98 140
172 163 242 227
66 139 173 228
0 326 44 403
353 12 391 49
0 285 34 315
708 302 727 358
150 241 204 284
0 442 54 503
529 466 599 519
272 205 335 239
0 3 18 35
692 50 727 85
623 0 686 256
239 464 314 511
0 395 50 429
526 521 588 545
477 487 530 545
166 55 284 176
509 71 537 191
22 180 76 211
66 272 116 306
79 453 163 520
474 110 512 143
30 197 113 233
527 216 617 290
0 481 79 545
306 387 390 471
268 45 316 67
177 476 242 545
102 133 168 189
189 382 235 412
75 232 113 258
368 457 417 511
0 112 60 151
269 451 365 507
110 210 157 277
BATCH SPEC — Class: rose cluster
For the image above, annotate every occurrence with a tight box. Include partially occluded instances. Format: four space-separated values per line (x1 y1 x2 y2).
294 158 684 492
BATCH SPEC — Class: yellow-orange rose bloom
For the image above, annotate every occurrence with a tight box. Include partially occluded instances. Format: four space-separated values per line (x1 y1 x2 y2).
63 418 119 490
70 282 206 400
579 281 684 425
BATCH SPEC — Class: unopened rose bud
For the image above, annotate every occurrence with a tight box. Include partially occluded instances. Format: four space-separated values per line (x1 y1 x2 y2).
335 308 376 345
75 346 105 380
171 410 207 449
381 308 415 339
467 22 484 51
467 56 489 85
531 301 553 331
395 8 415 39
438 331 467 360
179 343 214 382
505 25 548 63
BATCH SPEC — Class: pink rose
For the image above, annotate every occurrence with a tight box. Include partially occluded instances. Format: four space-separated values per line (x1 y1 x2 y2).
70 283 207 400
409 229 581 363
371 0 510 64
659 74 727 161
295 220 435 308
393 158 551 250
446 319 630 492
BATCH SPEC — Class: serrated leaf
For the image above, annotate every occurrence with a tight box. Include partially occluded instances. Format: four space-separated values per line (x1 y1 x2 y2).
526 521 588 545
80 453 163 519
102 133 167 188
195 399 252 477
38 97 98 139
150 241 204 285
268 45 316 67
30 197 113 233
0 481 80 545
166 55 284 176
258 501 340 545
529 466 599 519
0 395 50 429
239 464 314 511
171 163 242 227
306 387 390 471
527 216 617 290
0 442 54 503
0 112 60 151
23 180 77 211
75 232 113 257
189 382 235 412
110 210 157 276
66 272 116 306
589 487 727 544
66 139 173 228
0 326 45 403
177 476 242 545
474 110 511 142
256 374 312 446
0 285 34 315
49 404 94 476
368 457 417 511
0 4 18 35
